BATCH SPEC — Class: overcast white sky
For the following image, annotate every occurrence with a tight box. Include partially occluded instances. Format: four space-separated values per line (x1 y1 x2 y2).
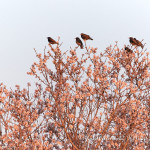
0 0 150 89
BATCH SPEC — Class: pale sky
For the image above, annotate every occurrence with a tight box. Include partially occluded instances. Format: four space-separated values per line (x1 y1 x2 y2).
0 0 150 89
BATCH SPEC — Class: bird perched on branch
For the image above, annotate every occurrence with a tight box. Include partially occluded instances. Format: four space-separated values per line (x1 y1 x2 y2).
125 47 133 53
129 37 144 48
75 37 83 49
47 37 58 44
81 33 93 41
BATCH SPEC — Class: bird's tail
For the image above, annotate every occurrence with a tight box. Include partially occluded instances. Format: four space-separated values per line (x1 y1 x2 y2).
141 45 144 49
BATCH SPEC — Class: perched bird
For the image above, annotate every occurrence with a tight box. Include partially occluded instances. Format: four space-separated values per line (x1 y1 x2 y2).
125 47 133 53
47 37 58 44
81 33 93 41
129 37 144 48
75 37 84 49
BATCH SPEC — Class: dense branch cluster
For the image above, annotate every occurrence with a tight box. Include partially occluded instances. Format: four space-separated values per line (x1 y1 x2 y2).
0 39 149 149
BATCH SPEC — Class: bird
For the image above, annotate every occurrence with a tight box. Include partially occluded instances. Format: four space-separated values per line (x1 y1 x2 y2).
129 37 144 48
47 37 58 44
75 37 84 49
125 47 133 53
81 33 93 41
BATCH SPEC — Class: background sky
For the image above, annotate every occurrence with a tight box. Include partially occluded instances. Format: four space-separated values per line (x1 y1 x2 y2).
0 0 150 89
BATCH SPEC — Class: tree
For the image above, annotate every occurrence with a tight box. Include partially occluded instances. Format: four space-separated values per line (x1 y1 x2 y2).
0 39 149 149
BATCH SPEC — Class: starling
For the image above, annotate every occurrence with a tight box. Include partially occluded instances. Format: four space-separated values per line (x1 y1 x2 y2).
47 37 58 44
129 37 144 48
75 37 84 49
81 33 93 41
125 47 133 53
